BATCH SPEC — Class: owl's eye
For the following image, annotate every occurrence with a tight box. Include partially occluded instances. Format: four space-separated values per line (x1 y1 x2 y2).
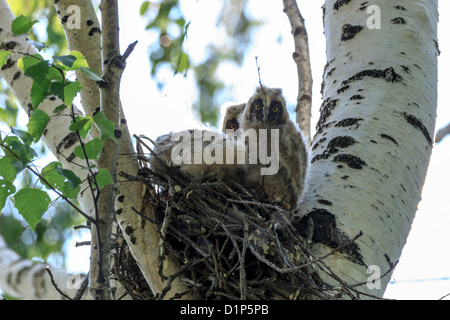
229 123 237 130
272 106 279 113
254 104 261 111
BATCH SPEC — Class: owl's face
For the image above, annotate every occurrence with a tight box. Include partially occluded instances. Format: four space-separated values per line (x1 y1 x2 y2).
222 103 245 132
243 86 287 130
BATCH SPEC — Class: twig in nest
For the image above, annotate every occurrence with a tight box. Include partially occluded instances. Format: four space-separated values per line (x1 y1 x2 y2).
126 141 380 300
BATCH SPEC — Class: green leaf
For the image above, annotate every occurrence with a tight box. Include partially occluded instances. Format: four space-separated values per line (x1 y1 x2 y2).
50 81 82 107
80 67 103 81
69 51 89 70
53 104 67 114
11 15 38 35
41 162 81 199
96 168 114 189
27 60 50 78
30 78 50 110
93 111 117 142
11 126 33 145
0 180 15 211
26 38 47 51
27 110 50 142
74 138 103 160
49 81 64 102
55 167 82 191
14 188 51 230
0 156 18 182
140 1 150 15
6 138 36 166
17 56 52 109
53 51 89 70
18 55 46 77
69 116 93 139
0 152 24 177
53 54 77 68
177 52 189 75
63 81 82 107
1 136 32 168
0 51 12 68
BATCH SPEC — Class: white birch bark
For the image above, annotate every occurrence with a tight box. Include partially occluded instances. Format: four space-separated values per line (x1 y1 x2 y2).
54 0 101 138
297 0 438 298
0 0 98 299
0 235 88 299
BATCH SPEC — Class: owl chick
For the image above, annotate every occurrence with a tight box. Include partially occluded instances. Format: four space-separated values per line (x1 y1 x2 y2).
149 128 246 185
241 86 308 210
221 103 246 133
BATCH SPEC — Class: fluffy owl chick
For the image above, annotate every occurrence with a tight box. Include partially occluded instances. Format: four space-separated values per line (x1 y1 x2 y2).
241 86 308 210
149 128 246 184
221 103 246 133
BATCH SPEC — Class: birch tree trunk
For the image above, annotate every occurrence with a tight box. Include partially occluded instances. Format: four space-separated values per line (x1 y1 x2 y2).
296 0 438 298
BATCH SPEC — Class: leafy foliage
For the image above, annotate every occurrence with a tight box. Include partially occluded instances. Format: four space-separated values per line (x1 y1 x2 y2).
0 15 114 240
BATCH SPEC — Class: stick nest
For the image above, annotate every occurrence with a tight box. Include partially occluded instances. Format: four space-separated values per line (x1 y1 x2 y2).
115 137 391 300
119 145 339 300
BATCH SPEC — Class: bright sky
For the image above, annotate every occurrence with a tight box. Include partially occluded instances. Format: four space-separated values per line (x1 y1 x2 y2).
62 0 450 300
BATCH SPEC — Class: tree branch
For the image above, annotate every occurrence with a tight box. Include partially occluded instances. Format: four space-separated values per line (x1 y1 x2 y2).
435 122 450 143
85 0 125 300
282 0 313 141
0 235 88 300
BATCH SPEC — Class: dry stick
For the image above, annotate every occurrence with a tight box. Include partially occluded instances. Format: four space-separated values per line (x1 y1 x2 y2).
45 267 72 300
240 220 249 300
435 121 450 143
282 0 313 141
73 274 89 300
254 56 267 194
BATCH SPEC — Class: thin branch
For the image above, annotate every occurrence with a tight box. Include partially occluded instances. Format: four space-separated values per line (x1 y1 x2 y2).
282 0 313 141
122 40 138 61
435 122 450 143
45 266 72 300
88 0 124 300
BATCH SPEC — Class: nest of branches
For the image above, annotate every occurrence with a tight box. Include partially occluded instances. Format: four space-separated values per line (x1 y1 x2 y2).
137 167 325 300
116 136 375 300
116 139 334 300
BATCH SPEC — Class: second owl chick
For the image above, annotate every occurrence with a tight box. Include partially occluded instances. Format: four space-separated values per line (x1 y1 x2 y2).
221 103 246 132
241 86 308 210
